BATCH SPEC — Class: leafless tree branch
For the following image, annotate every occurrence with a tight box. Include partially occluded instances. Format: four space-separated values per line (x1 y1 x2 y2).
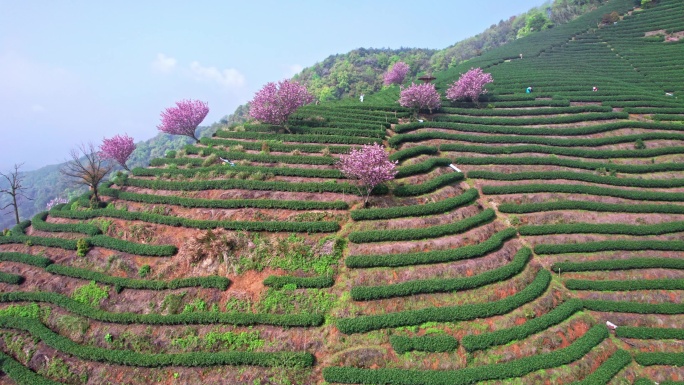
60 143 113 204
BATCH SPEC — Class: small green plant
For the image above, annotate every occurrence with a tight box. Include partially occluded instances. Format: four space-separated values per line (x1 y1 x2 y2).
72 281 109 307
322 146 331 157
635 138 646 150
165 150 177 158
76 238 91 257
138 264 151 278
261 141 270 153
104 333 113 343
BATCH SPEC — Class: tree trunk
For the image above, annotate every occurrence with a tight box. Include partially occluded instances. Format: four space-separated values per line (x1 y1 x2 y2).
12 195 19 225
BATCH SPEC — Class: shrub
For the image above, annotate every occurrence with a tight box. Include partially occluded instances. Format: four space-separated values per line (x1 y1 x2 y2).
348 208 495 243
351 247 530 300
346 228 516 269
394 172 464 197
351 189 478 221
263 275 334 289
337 270 550 334
390 334 459 354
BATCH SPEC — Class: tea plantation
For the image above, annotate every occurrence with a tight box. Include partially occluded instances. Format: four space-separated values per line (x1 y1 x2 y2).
1 0 683 383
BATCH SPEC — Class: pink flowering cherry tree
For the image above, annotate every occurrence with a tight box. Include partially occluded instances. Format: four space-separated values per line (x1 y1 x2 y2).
446 67 493 106
249 80 314 130
383 61 410 86
100 134 136 171
399 83 442 117
157 99 209 142
337 143 398 207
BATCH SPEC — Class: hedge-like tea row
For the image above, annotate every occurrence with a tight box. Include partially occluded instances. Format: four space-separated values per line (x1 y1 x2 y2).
0 291 324 327
520 221 684 236
565 278 684 291
133 162 345 179
569 349 632 385
101 186 348 211
345 228 517 269
0 316 314 368
50 208 340 234
0 234 78 250
348 208 495 244
439 105 611 116
336 269 550 334
263 275 334 289
350 247 530 300
482 184 684 202
433 111 628 125
389 130 684 149
461 299 583 352
0 351 65 385
31 212 101 236
440 143 684 159
616 327 684 340
498 200 684 215
324 324 606 384
582 299 684 315
89 235 178 256
469 170 684 188
45 264 230 291
350 189 479 221
395 158 452 178
185 145 337 165
214 130 380 145
389 334 459 354
394 172 464 197
389 145 438 162
0 271 23 285
200 137 352 155
551 258 684 273
453 156 684 174
535 240 684 255
0 252 53 268
635 352 684 367
119 175 374 196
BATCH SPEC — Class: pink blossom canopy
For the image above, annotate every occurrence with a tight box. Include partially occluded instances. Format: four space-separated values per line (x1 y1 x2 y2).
100 134 136 171
249 80 314 126
157 99 209 142
337 143 398 206
446 67 493 103
399 83 441 113
383 61 410 86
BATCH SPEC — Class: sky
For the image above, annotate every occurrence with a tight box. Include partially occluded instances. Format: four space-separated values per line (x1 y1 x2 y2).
0 0 547 171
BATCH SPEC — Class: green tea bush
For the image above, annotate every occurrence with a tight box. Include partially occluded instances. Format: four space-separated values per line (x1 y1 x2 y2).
346 228 516 268
351 189 478 221
482 184 684 202
394 172 464 197
499 200 684 214
0 291 324 327
390 334 459 354
520 220 684 236
351 247 530 300
324 324 606 384
535 240 684 255
551 257 684 273
263 275 334 289
337 270 550 334
0 316 314 368
348 208 495 243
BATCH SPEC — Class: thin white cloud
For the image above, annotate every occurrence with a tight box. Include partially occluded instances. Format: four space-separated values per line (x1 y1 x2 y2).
287 64 304 77
189 61 245 88
151 53 177 74
31 104 46 113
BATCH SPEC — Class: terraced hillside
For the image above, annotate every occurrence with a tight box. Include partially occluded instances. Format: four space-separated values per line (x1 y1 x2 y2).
1 0 684 384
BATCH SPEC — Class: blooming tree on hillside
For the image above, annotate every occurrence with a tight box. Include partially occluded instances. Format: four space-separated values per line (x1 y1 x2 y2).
100 134 136 171
337 143 398 207
383 61 410 86
157 99 209 142
399 83 441 115
249 80 314 129
46 197 69 211
446 67 493 106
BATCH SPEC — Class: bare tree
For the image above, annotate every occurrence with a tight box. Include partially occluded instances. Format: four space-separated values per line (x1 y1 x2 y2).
60 143 113 204
0 163 32 225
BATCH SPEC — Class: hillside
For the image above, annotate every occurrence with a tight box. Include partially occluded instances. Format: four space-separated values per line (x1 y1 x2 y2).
1 0 684 384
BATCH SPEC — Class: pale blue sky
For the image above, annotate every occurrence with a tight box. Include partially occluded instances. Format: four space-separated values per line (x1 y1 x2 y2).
0 1 547 171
